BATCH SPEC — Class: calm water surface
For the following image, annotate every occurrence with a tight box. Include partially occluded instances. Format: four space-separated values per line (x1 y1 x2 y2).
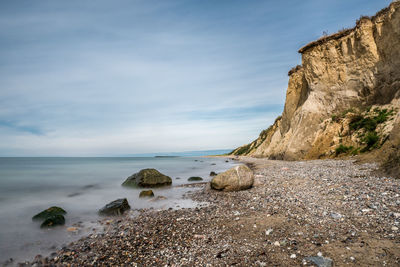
0 157 236 264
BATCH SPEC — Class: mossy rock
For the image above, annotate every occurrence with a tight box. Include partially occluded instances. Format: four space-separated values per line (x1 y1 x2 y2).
139 190 154 198
32 206 67 221
210 171 218 176
188 176 203 181
122 168 172 188
40 214 65 228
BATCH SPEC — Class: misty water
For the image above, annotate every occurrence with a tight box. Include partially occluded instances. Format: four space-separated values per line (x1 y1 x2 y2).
0 156 237 264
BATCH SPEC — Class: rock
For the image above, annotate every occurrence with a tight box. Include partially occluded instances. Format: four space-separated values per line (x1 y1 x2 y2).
122 169 172 187
210 171 217 176
139 190 154 198
67 227 79 233
330 212 343 219
40 214 65 228
188 176 203 181
99 198 130 216
304 256 333 267
32 206 67 221
150 196 167 202
265 228 273 236
210 165 254 191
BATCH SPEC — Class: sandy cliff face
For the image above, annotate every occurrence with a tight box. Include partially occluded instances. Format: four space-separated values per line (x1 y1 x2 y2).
232 2 400 171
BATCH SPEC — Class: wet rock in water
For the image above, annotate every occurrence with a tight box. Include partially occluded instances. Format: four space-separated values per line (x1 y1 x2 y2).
225 160 229 162
99 198 130 216
40 214 65 228
150 196 167 202
211 165 254 191
32 206 67 221
188 176 203 181
139 190 154 198
122 168 172 187
304 256 333 267
67 192 82 197
210 171 217 176
211 163 216 165
67 227 79 233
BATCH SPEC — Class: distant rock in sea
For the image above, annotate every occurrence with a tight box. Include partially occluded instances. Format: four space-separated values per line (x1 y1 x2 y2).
188 176 203 181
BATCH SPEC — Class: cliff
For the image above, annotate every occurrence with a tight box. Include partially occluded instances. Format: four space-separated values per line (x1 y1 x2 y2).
231 2 400 176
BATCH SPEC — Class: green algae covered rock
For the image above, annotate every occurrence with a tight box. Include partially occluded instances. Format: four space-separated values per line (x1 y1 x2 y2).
122 168 172 188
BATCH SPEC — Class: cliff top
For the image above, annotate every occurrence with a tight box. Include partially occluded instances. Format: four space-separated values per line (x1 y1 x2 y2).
298 1 400 54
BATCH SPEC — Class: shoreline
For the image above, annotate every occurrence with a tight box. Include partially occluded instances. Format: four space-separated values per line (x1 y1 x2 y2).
23 158 400 266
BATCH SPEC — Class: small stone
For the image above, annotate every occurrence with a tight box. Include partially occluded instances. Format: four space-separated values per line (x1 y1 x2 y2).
290 254 297 259
392 226 399 231
139 190 154 198
273 241 280 246
67 227 78 233
305 256 333 267
265 228 273 236
330 213 342 219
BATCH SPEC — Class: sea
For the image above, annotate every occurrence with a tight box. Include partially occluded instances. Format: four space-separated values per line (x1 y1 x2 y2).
0 155 237 264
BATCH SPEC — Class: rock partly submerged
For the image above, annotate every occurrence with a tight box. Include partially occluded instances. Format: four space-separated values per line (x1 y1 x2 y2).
99 198 130 216
211 165 254 192
188 176 203 182
139 190 154 198
41 215 66 228
32 206 67 221
122 168 172 187
32 206 67 228
210 171 217 176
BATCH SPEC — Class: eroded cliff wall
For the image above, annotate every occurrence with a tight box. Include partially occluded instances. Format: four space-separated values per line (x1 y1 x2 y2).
232 2 400 169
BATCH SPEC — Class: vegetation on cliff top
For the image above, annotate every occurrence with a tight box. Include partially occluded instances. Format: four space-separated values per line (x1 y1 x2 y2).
299 1 399 54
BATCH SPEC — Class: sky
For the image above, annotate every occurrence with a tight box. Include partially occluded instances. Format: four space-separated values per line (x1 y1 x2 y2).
0 0 392 156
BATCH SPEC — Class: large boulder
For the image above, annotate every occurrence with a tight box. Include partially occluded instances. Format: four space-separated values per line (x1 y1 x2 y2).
122 168 172 187
32 206 66 221
99 198 130 216
210 165 254 192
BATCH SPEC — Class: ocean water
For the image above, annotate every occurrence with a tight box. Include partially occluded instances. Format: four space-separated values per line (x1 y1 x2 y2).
0 157 237 264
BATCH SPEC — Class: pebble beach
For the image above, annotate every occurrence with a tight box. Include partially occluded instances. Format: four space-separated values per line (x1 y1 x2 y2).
22 158 400 266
